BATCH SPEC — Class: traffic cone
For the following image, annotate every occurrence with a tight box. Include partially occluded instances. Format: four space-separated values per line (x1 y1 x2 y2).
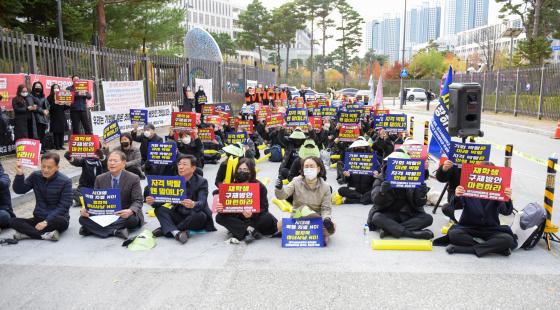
554 121 560 139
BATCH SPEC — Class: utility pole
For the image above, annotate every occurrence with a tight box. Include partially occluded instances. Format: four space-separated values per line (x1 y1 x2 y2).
399 0 407 110
57 0 64 42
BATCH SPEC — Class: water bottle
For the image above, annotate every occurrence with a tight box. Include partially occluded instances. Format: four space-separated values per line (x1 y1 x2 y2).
363 224 369 244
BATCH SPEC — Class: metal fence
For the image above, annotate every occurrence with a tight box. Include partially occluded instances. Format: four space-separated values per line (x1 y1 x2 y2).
0 29 276 111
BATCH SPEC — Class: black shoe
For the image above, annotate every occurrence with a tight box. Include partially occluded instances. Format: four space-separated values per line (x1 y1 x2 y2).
323 218 335 234
379 229 389 239
175 231 189 244
405 229 433 240
270 230 282 238
114 228 129 239
336 178 345 185
252 230 263 240
152 227 164 238
79 226 91 236
501 248 512 256
244 232 256 244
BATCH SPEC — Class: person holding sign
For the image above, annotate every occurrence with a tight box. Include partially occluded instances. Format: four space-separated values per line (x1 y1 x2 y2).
67 75 92 135
146 155 216 244
275 156 336 244
438 164 516 257
0 163 14 232
48 84 70 150
194 86 207 114
367 151 434 240
29 82 50 152
102 133 144 179
11 152 72 241
182 85 195 112
64 148 106 208
216 158 279 244
78 151 143 239
333 138 377 205
12 84 38 141
435 157 462 221
131 123 163 164
167 128 204 168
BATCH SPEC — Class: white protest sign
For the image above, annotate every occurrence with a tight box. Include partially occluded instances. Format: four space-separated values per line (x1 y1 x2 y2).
91 105 172 137
195 78 213 104
102 80 146 112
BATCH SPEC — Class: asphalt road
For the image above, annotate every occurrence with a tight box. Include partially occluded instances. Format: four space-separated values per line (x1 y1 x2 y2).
1 108 560 310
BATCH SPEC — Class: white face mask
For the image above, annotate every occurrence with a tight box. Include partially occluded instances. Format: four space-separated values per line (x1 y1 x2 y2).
323 124 330 130
143 131 152 138
182 136 191 144
21 92 29 97
303 168 318 180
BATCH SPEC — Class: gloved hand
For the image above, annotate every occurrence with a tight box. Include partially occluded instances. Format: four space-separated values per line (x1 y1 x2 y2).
64 151 72 161
380 181 392 193
275 178 283 190
323 217 335 234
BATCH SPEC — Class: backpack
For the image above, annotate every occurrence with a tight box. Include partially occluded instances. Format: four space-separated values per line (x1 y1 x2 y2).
511 202 547 250
269 145 283 162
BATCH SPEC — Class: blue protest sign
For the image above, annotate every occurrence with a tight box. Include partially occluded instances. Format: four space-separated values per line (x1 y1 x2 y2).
449 142 491 165
285 108 308 126
319 106 338 118
282 218 324 248
386 158 424 188
82 188 122 215
130 109 148 125
429 66 453 157
338 111 361 124
147 142 177 165
147 175 187 204
373 114 408 132
226 132 248 145
344 152 379 175
102 121 121 143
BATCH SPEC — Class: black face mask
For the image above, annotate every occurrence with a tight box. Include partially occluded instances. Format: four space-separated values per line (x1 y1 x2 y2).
236 171 250 183
121 142 130 149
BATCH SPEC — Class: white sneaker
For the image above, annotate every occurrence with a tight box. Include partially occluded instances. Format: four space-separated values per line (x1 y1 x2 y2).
41 230 60 241
13 232 31 240
225 237 240 244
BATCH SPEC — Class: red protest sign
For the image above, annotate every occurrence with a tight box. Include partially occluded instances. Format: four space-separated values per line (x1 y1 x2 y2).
73 80 89 92
205 115 222 126
198 127 215 142
55 90 74 104
374 109 390 116
338 125 360 142
69 135 100 158
257 105 270 121
306 100 318 110
16 139 41 168
171 112 196 130
460 163 512 202
202 104 215 115
308 116 322 130
317 98 329 107
237 120 254 134
266 114 285 129
219 183 261 213
395 144 428 160
228 117 240 128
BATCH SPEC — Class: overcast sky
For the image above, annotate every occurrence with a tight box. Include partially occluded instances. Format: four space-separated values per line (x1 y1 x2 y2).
235 0 503 55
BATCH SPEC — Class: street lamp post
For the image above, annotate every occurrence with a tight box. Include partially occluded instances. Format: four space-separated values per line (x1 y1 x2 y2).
502 26 523 68
399 0 407 110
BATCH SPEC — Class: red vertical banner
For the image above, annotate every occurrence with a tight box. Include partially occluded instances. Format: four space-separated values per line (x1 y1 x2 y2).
16 139 41 168
460 163 512 202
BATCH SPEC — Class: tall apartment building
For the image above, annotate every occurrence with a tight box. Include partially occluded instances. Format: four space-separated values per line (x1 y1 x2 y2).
365 15 401 63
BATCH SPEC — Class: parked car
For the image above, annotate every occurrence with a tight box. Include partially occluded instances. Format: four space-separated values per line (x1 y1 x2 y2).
287 86 300 99
334 88 359 98
355 90 372 103
302 89 325 101
404 88 427 101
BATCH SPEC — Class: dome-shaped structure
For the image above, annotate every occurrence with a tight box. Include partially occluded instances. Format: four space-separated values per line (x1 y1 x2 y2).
184 27 223 62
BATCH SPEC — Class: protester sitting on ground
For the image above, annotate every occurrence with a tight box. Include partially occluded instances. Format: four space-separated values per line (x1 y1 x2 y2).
435 157 462 222
214 142 245 188
332 137 377 205
131 122 163 164
64 148 106 207
278 128 306 180
0 162 14 232
103 133 144 179
216 158 279 244
275 156 335 244
145 154 216 244
367 151 434 240
11 152 72 241
78 151 143 239
371 127 395 160
436 163 516 257
167 128 204 168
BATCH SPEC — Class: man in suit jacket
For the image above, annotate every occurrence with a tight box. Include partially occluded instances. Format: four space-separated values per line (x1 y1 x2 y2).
79 150 143 239
145 154 216 244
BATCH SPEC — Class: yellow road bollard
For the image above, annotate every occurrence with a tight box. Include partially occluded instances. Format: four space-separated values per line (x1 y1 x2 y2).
423 121 429 146
409 116 415 138
504 144 513 168
543 154 559 251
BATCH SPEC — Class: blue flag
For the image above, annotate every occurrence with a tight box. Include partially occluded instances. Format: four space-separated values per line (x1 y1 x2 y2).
428 66 453 158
